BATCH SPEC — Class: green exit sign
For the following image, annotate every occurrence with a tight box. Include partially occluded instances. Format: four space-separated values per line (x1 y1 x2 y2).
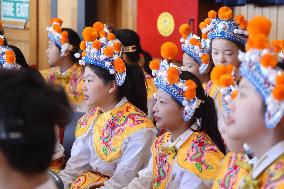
1 0 29 22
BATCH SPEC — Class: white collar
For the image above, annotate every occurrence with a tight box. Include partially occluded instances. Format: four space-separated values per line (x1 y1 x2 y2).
252 140 284 179
164 126 194 150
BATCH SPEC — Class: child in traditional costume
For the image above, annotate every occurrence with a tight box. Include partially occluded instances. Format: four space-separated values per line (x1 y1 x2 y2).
124 42 225 189
58 22 156 189
225 16 284 188
179 23 211 89
41 18 84 110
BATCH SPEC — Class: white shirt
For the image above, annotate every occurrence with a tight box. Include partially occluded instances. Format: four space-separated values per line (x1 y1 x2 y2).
59 99 157 189
123 126 212 189
34 178 57 189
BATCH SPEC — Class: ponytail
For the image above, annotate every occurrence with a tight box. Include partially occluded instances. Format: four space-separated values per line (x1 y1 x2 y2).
118 64 148 113
196 96 226 154
180 71 226 154
87 64 148 114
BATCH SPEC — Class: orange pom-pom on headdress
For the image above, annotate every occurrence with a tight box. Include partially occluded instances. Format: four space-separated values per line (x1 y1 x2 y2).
50 18 63 25
184 80 197 100
80 41 86 50
210 64 234 86
185 80 197 91
5 50 16 64
201 54 209 64
53 24 62 33
246 34 270 50
167 67 180 84
60 31 69 44
189 38 198 45
184 90 196 100
113 41 121 52
179 24 192 39
219 74 234 87
92 40 102 50
260 53 278 68
82 27 98 42
93 22 104 32
208 10 217 19
234 15 245 24
247 16 272 37
104 46 114 57
0 38 4 46
149 59 160 70
239 20 248 30
231 89 239 100
199 22 207 30
99 30 107 38
161 42 178 60
114 58 126 73
276 73 284 86
107 33 116 41
273 85 284 101
204 18 211 25
218 6 233 20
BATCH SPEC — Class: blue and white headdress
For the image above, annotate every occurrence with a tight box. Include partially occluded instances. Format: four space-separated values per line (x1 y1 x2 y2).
0 35 20 70
47 18 70 56
200 6 248 48
78 22 126 86
150 42 202 122
239 16 284 129
179 23 210 74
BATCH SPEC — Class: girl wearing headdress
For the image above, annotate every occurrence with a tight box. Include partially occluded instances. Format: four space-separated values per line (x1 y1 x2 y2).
225 16 284 188
41 18 84 110
58 22 156 189
179 23 211 89
124 42 225 189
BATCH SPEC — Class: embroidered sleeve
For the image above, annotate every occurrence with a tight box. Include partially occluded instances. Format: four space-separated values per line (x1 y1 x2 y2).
59 134 92 188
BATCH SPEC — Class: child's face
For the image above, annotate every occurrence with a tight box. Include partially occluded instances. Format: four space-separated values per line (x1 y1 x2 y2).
153 89 185 130
182 53 202 80
45 40 61 66
211 38 240 68
225 78 266 144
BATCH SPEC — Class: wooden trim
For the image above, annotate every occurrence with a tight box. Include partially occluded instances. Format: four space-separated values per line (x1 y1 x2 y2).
38 0 51 70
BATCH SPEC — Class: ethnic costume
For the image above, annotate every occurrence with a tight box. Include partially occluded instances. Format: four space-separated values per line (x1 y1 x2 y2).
125 42 225 189
200 6 248 129
59 22 156 189
41 18 84 108
236 17 284 188
212 152 251 189
40 63 84 106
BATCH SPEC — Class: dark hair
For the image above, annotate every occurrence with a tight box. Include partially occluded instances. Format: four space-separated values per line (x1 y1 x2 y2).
87 63 148 113
114 29 142 64
180 71 226 154
54 28 81 63
141 50 153 76
0 69 72 175
8 45 29 68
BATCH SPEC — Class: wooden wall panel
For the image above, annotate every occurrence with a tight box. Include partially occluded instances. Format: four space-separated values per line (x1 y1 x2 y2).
57 0 78 30
38 0 51 70
3 0 37 67
234 4 284 40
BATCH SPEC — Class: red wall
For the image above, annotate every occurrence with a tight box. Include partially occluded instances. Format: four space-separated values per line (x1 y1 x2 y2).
137 0 199 60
